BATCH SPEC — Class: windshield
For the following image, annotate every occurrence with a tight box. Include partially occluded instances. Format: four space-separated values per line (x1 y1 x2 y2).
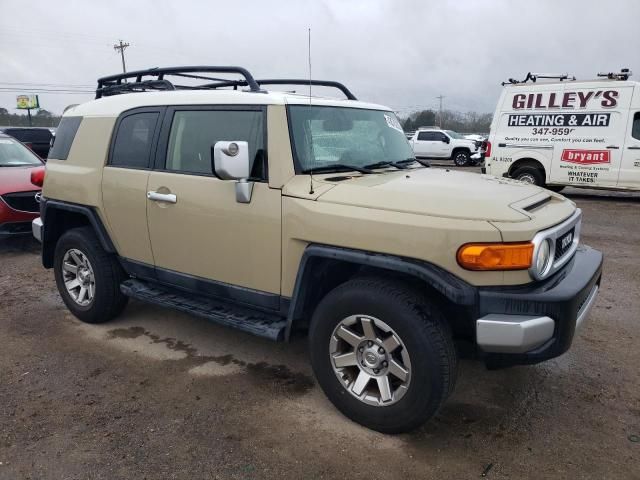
288 106 414 172
444 130 464 139
0 137 43 167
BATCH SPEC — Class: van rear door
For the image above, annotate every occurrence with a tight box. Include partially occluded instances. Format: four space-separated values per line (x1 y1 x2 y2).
619 110 640 189
548 85 634 187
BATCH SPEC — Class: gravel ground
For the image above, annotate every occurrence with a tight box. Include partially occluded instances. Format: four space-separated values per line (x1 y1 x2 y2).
1 173 639 479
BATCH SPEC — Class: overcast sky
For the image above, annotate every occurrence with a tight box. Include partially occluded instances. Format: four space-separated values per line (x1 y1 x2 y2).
0 0 638 117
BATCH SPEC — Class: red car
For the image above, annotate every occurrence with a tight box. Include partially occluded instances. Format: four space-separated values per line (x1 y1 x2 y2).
0 133 44 238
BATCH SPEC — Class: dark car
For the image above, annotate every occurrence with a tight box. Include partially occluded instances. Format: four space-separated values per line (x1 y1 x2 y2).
0 127 54 159
0 133 44 238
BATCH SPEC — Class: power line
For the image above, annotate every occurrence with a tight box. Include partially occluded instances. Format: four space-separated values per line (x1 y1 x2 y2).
0 82 94 88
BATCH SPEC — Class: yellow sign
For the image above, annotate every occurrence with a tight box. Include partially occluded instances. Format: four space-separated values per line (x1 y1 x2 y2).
16 94 40 109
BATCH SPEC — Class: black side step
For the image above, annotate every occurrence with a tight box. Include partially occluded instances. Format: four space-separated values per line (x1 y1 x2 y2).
120 279 287 341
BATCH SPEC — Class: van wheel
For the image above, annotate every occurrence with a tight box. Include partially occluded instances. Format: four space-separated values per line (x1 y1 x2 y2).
513 166 545 186
453 150 470 166
54 226 128 324
308 277 457 433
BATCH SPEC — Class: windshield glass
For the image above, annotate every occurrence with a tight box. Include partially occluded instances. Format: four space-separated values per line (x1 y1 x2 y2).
0 137 43 167
444 130 464 139
288 106 414 172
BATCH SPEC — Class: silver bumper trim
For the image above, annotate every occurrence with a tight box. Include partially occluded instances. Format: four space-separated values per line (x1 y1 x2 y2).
32 217 43 242
476 314 555 354
576 284 599 331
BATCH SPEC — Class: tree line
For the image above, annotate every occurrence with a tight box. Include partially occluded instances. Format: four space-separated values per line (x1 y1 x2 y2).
401 109 492 134
0 108 62 127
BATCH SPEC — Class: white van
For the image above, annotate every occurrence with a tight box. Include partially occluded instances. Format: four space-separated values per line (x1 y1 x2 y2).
484 71 640 191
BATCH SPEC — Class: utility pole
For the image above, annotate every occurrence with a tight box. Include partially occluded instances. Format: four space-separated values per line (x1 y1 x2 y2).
436 95 445 128
113 40 130 74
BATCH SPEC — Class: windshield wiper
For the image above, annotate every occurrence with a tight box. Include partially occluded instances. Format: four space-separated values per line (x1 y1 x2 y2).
397 157 430 168
302 164 374 175
364 161 408 170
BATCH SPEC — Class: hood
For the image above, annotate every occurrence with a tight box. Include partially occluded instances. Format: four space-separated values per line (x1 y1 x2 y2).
0 165 43 196
298 168 568 222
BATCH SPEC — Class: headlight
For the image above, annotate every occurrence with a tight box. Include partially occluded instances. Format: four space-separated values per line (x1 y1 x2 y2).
534 239 553 277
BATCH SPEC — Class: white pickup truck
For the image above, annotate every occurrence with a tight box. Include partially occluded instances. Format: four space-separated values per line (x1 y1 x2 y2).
408 128 483 166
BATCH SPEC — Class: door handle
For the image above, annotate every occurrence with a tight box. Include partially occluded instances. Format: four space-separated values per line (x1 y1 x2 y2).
147 191 177 203
606 145 619 149
628 146 640 150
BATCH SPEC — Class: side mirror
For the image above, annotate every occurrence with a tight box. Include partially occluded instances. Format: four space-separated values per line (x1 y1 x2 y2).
442 136 450 144
212 141 254 203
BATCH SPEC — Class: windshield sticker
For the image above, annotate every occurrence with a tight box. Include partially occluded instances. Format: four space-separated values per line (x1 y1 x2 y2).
384 114 403 132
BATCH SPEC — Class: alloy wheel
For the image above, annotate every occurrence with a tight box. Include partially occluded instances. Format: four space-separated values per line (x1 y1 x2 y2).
61 249 95 306
329 315 412 406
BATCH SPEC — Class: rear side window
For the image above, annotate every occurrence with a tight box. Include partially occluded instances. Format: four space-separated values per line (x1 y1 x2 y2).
110 112 159 169
632 112 640 141
417 131 431 141
49 117 82 160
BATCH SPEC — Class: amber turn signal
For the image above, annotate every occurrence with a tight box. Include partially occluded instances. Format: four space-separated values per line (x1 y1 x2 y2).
457 242 534 271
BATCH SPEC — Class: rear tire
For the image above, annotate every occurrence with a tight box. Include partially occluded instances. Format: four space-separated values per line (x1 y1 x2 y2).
512 166 545 186
54 226 128 324
309 277 457 433
452 150 470 166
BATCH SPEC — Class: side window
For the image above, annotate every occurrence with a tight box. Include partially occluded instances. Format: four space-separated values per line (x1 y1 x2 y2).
632 112 640 141
110 112 159 169
49 117 82 160
165 109 266 179
417 131 431 141
436 133 447 142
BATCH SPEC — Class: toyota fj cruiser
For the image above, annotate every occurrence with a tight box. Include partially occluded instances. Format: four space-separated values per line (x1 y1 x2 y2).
33 66 602 433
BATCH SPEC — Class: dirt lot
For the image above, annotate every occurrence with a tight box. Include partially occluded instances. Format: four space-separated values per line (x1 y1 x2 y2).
1 176 639 479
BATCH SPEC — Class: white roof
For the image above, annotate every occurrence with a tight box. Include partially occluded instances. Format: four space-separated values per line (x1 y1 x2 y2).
66 89 391 117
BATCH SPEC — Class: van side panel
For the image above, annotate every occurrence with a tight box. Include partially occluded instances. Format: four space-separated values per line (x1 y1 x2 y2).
487 81 638 191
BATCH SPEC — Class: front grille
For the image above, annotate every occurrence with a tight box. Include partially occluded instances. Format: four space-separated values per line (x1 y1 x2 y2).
1 191 40 212
554 227 576 261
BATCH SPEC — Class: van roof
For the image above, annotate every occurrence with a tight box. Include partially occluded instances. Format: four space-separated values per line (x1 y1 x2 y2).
502 79 639 89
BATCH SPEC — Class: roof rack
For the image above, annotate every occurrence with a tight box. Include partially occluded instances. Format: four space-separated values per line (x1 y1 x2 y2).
96 66 262 99
597 68 632 80
501 72 575 86
95 66 358 100
205 79 357 100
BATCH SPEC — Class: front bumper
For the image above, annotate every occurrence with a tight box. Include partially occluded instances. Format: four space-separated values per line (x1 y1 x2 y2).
0 196 39 239
475 245 602 367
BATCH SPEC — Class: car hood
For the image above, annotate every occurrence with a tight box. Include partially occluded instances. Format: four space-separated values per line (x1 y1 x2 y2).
294 168 569 222
0 165 43 196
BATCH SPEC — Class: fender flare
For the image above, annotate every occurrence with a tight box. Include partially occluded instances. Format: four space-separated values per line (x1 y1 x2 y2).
285 244 477 339
41 199 116 267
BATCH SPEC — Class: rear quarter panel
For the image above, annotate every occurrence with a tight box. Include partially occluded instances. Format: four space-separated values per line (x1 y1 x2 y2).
42 116 116 235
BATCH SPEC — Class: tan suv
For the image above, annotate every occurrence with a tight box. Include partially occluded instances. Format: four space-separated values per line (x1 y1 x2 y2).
32 66 603 433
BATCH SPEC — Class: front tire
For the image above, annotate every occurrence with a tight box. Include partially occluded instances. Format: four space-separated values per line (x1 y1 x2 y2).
309 277 457 433
54 226 128 324
452 150 470 166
